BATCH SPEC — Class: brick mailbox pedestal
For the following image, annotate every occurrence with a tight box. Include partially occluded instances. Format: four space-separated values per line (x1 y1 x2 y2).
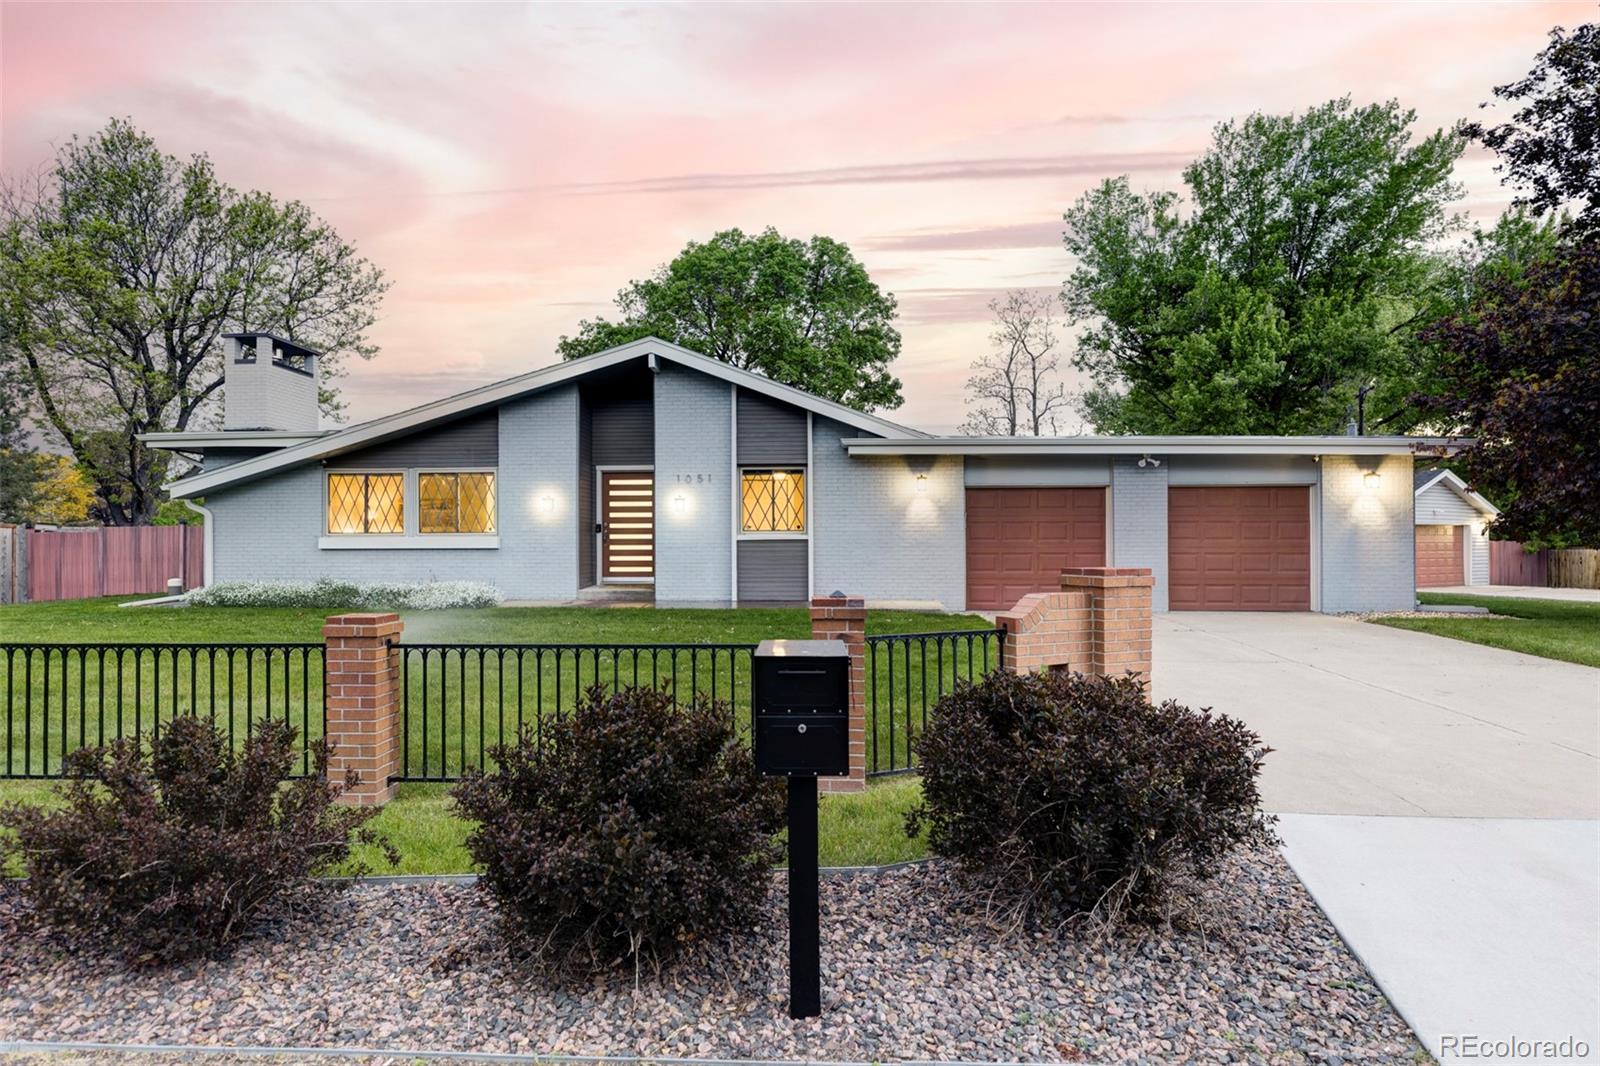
322 612 404 806
995 567 1154 689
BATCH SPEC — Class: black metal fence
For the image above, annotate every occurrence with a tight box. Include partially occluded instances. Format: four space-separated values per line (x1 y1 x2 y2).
1 643 326 778
397 642 758 781
866 628 1004 775
1 628 1006 784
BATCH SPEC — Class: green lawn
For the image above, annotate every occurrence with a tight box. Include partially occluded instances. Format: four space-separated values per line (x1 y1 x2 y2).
1371 592 1600 668
0 599 996 779
0 597 987 645
2 774 929 878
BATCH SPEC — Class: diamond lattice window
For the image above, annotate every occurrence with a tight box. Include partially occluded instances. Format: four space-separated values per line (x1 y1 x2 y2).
327 473 404 535
741 469 806 533
420 472 497 534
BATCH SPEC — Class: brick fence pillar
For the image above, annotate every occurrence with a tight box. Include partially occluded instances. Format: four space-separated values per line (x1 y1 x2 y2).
995 568 1154 689
322 612 403 806
1061 567 1154 689
809 595 867 794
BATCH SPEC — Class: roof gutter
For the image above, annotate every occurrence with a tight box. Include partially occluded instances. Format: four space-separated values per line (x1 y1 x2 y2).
840 435 1470 458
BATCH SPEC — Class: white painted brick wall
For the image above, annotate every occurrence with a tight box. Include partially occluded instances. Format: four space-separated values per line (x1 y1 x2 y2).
206 386 579 600
1110 456 1170 611
1319 454 1414 612
811 417 966 609
652 365 733 605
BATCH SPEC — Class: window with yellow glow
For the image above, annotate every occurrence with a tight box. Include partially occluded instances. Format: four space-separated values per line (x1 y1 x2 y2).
741 469 805 533
327 473 404 535
419 472 497 534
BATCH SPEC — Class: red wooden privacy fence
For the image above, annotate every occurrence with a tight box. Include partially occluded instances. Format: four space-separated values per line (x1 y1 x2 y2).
1490 540 1550 587
3 525 204 603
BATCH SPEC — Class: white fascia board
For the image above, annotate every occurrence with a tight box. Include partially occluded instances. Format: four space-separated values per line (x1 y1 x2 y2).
841 435 1468 458
140 431 329 449
166 336 921 499
1416 469 1500 516
646 339 923 440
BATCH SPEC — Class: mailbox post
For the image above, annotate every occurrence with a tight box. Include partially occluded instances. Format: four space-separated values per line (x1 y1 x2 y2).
752 639 850 1020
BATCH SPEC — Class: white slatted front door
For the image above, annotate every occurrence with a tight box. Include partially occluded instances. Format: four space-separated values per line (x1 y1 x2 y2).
601 471 655 581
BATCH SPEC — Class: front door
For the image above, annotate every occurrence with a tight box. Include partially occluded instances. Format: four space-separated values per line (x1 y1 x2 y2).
600 470 655 582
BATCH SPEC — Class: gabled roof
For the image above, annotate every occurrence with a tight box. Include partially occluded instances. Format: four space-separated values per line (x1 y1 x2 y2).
157 337 923 499
1413 468 1499 516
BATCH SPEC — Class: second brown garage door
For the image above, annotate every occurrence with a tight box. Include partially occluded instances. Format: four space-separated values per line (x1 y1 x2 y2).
1415 525 1464 587
966 488 1107 610
1169 486 1311 611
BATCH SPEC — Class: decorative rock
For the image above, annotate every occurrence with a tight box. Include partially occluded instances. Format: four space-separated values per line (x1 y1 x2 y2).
0 847 1418 1061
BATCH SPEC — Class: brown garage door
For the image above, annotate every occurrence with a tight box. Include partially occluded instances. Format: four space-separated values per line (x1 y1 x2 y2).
1415 525 1464 587
966 488 1106 610
1169 486 1311 611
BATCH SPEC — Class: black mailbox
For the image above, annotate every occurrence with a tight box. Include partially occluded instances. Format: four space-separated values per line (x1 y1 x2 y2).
752 639 850 777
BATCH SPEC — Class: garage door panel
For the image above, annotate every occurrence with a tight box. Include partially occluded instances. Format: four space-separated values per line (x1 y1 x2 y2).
1169 486 1310 611
966 488 1107 609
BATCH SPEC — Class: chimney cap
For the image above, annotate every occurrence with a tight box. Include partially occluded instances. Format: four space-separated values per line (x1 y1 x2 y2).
223 332 322 360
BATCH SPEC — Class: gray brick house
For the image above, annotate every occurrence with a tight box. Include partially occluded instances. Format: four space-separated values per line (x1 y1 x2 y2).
145 333 1446 613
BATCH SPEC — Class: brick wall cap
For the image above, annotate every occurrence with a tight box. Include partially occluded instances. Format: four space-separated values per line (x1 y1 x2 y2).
324 612 402 626
809 596 865 609
1060 567 1153 578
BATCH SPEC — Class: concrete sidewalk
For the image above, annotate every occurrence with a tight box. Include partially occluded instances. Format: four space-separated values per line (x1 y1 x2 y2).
1279 815 1599 1065
1428 585 1600 603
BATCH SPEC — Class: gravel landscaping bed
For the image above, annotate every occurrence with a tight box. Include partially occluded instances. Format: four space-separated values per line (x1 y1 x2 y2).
0 847 1420 1064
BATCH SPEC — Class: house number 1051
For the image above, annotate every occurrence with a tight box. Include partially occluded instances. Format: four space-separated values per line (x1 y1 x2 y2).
673 473 713 484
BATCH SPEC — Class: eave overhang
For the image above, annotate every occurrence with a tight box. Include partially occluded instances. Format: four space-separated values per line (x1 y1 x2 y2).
840 435 1471 458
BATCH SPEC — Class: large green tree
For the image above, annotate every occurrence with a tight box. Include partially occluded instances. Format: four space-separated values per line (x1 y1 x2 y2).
0 119 388 524
557 227 903 412
0 354 47 524
1062 98 1463 434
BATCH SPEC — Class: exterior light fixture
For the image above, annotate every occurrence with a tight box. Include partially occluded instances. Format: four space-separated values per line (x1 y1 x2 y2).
914 474 929 494
539 494 555 514
1363 471 1381 490
672 492 688 515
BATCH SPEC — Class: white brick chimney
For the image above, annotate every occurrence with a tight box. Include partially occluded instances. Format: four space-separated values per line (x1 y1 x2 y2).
222 333 320 432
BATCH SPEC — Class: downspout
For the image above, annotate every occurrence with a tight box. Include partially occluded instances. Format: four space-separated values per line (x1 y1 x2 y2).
183 498 214 588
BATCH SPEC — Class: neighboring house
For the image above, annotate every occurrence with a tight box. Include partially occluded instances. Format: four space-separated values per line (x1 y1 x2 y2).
1413 468 1498 588
144 333 1450 614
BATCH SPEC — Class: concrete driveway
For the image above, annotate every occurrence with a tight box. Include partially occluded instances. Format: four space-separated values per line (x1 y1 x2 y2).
1154 613 1600 1062
1153 611 1599 818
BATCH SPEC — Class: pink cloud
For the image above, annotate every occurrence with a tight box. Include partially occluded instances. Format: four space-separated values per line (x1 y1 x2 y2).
1 0 1580 430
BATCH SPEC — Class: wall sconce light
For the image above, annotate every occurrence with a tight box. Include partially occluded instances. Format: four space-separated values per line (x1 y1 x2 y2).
914 474 929 494
1363 471 1381 491
672 493 688 515
539 494 555 515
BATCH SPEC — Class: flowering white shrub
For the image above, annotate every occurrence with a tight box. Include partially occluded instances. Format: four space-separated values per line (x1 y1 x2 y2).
186 579 504 610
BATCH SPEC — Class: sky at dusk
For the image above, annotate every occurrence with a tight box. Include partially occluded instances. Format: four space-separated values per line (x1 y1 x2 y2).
1 1 1587 432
